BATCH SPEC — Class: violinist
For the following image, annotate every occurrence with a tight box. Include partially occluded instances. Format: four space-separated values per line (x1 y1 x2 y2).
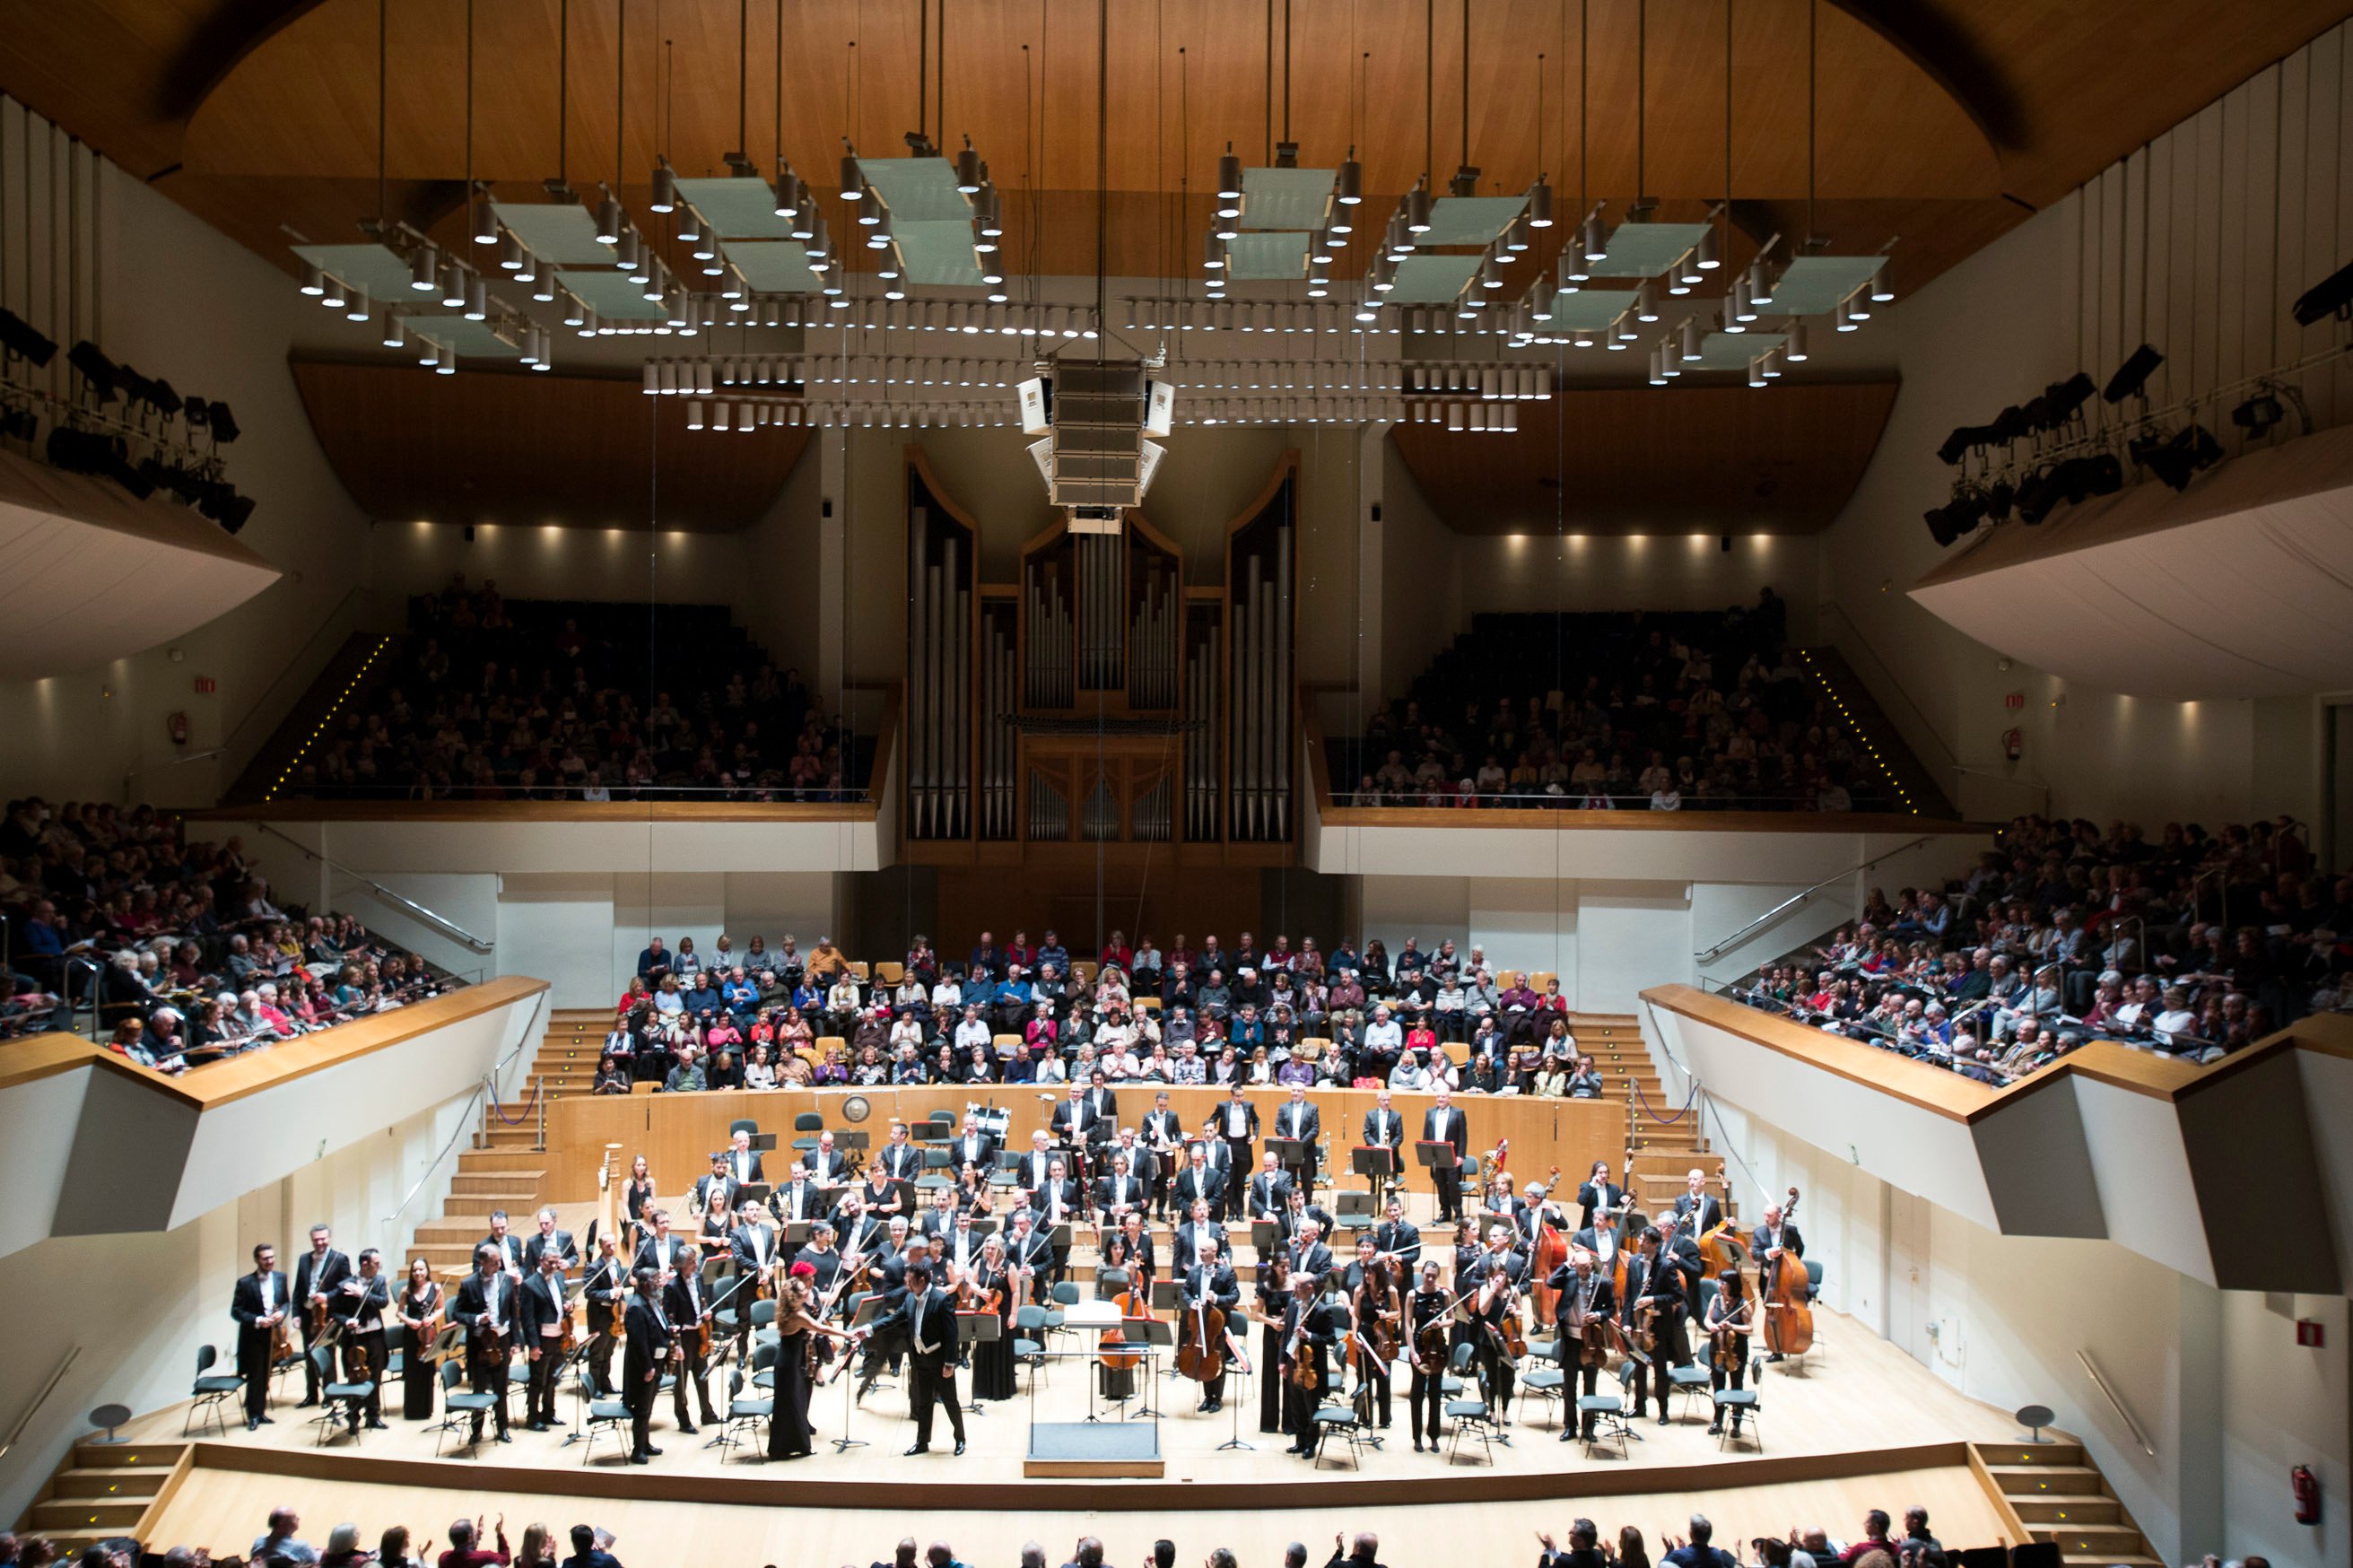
966 1235 1018 1404
1547 1249 1616 1442
1575 1159 1629 1234
731 1200 783 1342
581 1232 628 1395
1277 1273 1337 1458
1671 1167 1725 1235
1703 1267 1754 1437
1631 1224 1693 1425
1470 1253 1523 1422
1253 1251 1294 1439
1181 1236 1242 1414
1094 1150 1149 1243
1347 1244 1402 1429
334 1248 392 1435
518 1249 571 1431
1406 1259 1450 1452
1172 1198 1226 1276
622 1266 675 1464
452 1242 517 1444
1003 1210 1055 1304
1117 1208 1157 1293
1287 1217 1335 1286
663 1247 721 1432
1140 1092 1185 1218
1372 1196 1422 1272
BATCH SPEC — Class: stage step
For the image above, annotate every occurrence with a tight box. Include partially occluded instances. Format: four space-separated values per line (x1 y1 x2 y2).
475 1125 543 1149
72 1440 187 1469
1973 1439 2157 1568
53 1465 172 1499
2009 1494 2122 1526
29 1498 146 1531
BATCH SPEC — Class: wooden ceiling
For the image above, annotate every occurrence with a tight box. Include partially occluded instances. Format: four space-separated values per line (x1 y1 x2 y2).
1386 378 1900 533
289 360 808 529
5 0 2349 295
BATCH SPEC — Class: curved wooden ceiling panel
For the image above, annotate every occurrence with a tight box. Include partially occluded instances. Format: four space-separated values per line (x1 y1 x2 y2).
1387 378 1898 535
182 0 2000 201
290 361 806 531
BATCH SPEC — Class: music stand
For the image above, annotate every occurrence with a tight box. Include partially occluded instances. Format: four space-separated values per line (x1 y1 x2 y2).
1352 1145 1400 1206
1268 1136 1312 1193
833 1294 886 1452
955 1311 1001 1418
739 1182 772 1210
781 1220 815 1249
1251 1219 1282 1259
1129 1319 1173 1417
748 1133 780 1153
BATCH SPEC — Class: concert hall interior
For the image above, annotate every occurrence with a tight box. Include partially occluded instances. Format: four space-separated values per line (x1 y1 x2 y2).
6 4 2353 1568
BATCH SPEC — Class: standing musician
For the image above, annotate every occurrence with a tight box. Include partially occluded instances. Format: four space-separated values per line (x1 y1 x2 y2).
856 1157 905 1225
1671 1168 1725 1236
292 1224 353 1408
1512 1180 1566 1254
867 1260 968 1455
1172 1142 1227 1224
1140 1092 1185 1218
833 1192 885 1267
1081 1069 1120 1128
1002 1210 1053 1305
397 1257 444 1422
1171 1198 1227 1276
1421 1089 1468 1223
1109 1127 1159 1220
1116 1209 1157 1293
1703 1267 1754 1437
1029 1157 1082 1284
918 1184 962 1243
1630 1224 1691 1425
874 1121 925 1186
1210 1085 1261 1215
522 1207 580 1275
950 1112 999 1174
1576 1159 1631 1234
1277 1274 1338 1458
1017 1131 1059 1198
634 1209 693 1277
1287 1216 1335 1286
771 1166 827 1244
1272 1083 1321 1193
1048 1082 1107 1180
1095 1150 1148 1245
1405 1259 1450 1453
231 1242 290 1430
1750 1201 1806 1362
621 1266 675 1463
518 1248 571 1431
1470 1250 1524 1423
731 1200 783 1338
1372 1196 1423 1272
943 1203 988 1283
1361 1090 1407 1205
481 1210 527 1276
452 1242 519 1444
725 1128 767 1187
801 1130 851 1192
1247 1152 1294 1225
1548 1249 1617 1443
581 1232 628 1395
329 1248 391 1434
663 1246 722 1432
1348 1249 1402 1429
1280 1183 1337 1247
1180 1236 1242 1414
799 1219 846 1310
623 1154 658 1257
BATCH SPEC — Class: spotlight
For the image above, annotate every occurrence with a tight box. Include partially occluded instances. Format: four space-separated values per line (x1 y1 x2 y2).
1783 321 1808 363
205 401 240 444
344 284 372 323
464 276 489 321
2013 466 2064 525
67 341 119 401
1406 186 1433 234
468 194 498 246
1747 259 1774 309
2290 255 2353 326
439 264 467 309
2131 423 2223 490
1869 259 1895 304
1203 234 1227 271
1503 214 1531 254
772 167 803 219
1448 163 1479 197
839 152 863 201
858 187 886 228
1936 424 1997 466
2230 389 2285 437
409 245 439 292
1924 490 1986 545
2035 372 2096 431
1338 155 1363 206
2102 343 2164 403
196 479 256 533
1695 225 1719 270
47 424 150 498
1581 213 1608 262
300 260 327 297
0 309 58 366
977 187 1005 239
138 376 184 419
317 272 347 309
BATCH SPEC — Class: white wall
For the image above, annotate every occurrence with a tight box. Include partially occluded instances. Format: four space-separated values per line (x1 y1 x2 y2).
1820 22 2353 829
0 98 375 806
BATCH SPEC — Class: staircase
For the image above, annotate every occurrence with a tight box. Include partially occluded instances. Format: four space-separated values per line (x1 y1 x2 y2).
1799 644 1957 820
1973 1438 2163 1567
1577 1009 1718 1217
14 1439 188 1557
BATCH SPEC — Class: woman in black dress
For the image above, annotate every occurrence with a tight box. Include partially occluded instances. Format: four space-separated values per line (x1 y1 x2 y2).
397 1257 443 1420
1096 1234 1143 1404
767 1265 854 1459
1256 1252 1294 1436
966 1235 1018 1403
623 1154 657 1258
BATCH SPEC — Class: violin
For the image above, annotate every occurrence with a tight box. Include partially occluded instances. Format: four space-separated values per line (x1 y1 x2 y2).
1283 1314 1320 1392
1709 1291 1754 1370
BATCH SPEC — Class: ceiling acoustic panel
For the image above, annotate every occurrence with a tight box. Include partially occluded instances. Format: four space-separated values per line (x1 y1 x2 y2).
670 177 794 240
1387 253 1483 304
858 158 974 222
1240 167 1336 231
726 241 822 293
489 200 618 264
553 269 670 319
1226 231 1312 281
1417 196 1525 248
894 222 986 288
1540 290 1636 331
290 243 414 299
1692 331 1788 372
1765 255 1885 317
399 315 525 358
1590 221 1712 278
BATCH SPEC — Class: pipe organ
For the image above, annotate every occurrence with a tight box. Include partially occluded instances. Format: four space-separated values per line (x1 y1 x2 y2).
903 450 1296 858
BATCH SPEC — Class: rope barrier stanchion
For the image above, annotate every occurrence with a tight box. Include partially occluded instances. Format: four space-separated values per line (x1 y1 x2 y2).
488 1079 544 1127
1631 1078 1697 1127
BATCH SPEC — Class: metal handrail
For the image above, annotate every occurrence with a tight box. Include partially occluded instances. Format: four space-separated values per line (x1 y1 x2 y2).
2078 1348 2156 1456
2189 862 2229 928
1693 835 1934 965
379 989 544 1238
1817 605 1960 776
0 1346 79 1462
65 954 105 1041
248 822 493 954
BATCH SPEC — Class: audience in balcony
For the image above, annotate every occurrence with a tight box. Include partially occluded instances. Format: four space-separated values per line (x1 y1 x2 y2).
1731 813 2342 1082
0 797 462 1058
1335 597 1892 813
277 576 858 803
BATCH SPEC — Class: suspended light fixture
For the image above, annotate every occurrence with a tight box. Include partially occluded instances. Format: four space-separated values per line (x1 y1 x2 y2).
806 216 832 261
300 260 327 297
438 263 466 309
468 191 497 246
614 229 643 275
977 187 1004 238
1747 259 1774 308
1581 213 1608 262
344 285 373 326
1337 153 1363 205
858 186 887 228
1634 281 1660 322
463 275 489 321
408 246 439 292
1680 318 1705 362
1528 177 1554 228
1783 320 1808 362
1216 148 1244 202
1730 276 1757 324
593 193 624 246
1648 345 1669 386
318 271 348 309
1406 185 1433 234
379 307 407 347
1870 260 1895 303
1203 234 1228 271
839 151 863 200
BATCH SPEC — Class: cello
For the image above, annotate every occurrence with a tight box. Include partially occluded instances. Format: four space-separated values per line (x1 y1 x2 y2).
1695 1163 1749 1276
1174 1291 1227 1385
1101 1277 1151 1374
1759 1187 1814 1357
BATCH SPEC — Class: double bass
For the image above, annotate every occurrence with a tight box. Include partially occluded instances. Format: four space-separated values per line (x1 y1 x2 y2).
1526 1164 1569 1324
1695 1163 1749 1276
1759 1187 1815 1357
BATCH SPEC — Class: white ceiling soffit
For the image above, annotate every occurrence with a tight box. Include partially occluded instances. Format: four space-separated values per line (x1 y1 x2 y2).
0 447 282 678
1911 422 2353 700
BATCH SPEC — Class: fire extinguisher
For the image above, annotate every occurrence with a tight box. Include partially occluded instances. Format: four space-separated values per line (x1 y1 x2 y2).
2293 1463 2321 1526
167 711 189 746
2002 727 2023 762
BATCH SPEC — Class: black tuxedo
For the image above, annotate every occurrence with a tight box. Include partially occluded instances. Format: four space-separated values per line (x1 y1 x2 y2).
1094 1172 1147 1224
731 1222 782 1278
621 1294 674 1455
1172 1162 1226 1221
292 1247 353 1401
523 1230 580 1274
1361 1107 1406 1150
1576 1181 1629 1232
1003 1228 1055 1300
1277 1295 1338 1447
1273 1098 1321 1145
479 1232 527 1276
331 1273 391 1424
581 1254 628 1388
874 1142 926 1182
1421 1103 1468 1219
1671 1192 1724 1236
1181 1262 1241 1402
1750 1219 1805 1260
634 1233 695 1278
802 1149 850 1187
1049 1098 1108 1148
1171 1218 1228 1275
950 1132 999 1172
728 1148 768 1186
1084 1085 1119 1122
663 1267 721 1425
771 1179 826 1227
451 1270 519 1437
1372 1217 1423 1267
1247 1170 1294 1221
517 1270 571 1424
1286 1239 1335 1283
231 1268 291 1422
875 1286 967 1448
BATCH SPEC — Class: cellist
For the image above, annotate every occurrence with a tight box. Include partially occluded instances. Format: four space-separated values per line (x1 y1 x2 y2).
1180 1236 1241 1415
1547 1248 1617 1444
1347 1243 1402 1430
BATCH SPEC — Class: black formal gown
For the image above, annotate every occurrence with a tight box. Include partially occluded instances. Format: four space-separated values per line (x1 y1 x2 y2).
399 1284 442 1419
767 1324 817 1459
1257 1275 1293 1435
970 1265 1017 1401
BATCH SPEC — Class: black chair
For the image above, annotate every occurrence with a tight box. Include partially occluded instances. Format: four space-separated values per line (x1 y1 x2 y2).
716 1344 778 1459
792 1111 824 1154
185 1345 244 1437
309 1346 375 1446
575 1367 633 1466
433 1360 497 1456
1712 1355 1763 1450
1576 1362 1637 1459
730 1117 762 1139
1442 1341 1501 1464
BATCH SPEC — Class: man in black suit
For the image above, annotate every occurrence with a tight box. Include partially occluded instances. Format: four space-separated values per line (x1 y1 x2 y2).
1575 1161 1630 1234
771 1169 827 1241
1003 1212 1054 1303
231 1241 290 1429
1094 1150 1148 1237
1270 1084 1321 1191
725 1127 767 1187
581 1231 629 1394
664 1250 722 1431
1209 1085 1260 1214
1170 1198 1225 1276
522 1207 580 1275
1081 1070 1120 1127
634 1210 693 1276
452 1243 519 1442
291 1224 352 1407
1750 1200 1805 1361
949 1113 998 1175
873 1121 926 1185
1277 1274 1337 1456
481 1209 527 1277
1634 1223 1695 1425
1547 1250 1617 1441
1180 1238 1242 1413
518 1248 571 1430
1171 1144 1225 1224
621 1267 674 1462
1246 1152 1294 1224
869 1261 967 1454
1286 1217 1334 1288
802 1130 851 1191
692 1153 739 1230
1360 1089 1407 1202
1669 1169 1724 1238
1048 1083 1106 1171
1372 1197 1422 1271
329 1247 392 1433
1140 1094 1185 1218
1420 1091 1468 1222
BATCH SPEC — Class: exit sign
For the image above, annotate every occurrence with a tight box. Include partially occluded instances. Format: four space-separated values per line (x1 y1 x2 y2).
2003 691 2026 710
